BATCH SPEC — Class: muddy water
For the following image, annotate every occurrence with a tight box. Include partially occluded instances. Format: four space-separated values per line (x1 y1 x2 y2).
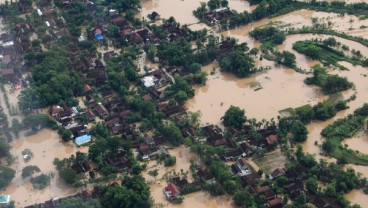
345 189 368 208
140 0 204 25
342 131 368 154
186 62 327 125
5 129 88 207
140 0 252 25
150 183 234 208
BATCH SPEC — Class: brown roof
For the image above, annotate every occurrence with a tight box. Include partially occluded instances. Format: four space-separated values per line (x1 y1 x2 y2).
266 135 278 144
95 103 108 115
266 197 283 208
0 68 14 76
142 94 152 101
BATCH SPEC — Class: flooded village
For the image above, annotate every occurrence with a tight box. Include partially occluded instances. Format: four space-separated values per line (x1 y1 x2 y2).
0 0 368 208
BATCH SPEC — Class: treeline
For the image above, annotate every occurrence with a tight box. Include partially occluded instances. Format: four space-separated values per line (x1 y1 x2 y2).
321 104 368 165
194 0 368 31
150 22 259 78
293 39 367 69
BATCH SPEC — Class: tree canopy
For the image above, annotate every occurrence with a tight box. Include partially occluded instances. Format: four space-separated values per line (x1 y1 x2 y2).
222 106 246 129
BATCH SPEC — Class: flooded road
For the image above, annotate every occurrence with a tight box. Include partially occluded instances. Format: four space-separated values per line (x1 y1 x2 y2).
4 129 88 207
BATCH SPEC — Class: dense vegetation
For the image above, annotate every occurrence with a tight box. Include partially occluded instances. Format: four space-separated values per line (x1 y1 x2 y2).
0 165 15 189
100 176 152 208
250 26 286 45
305 65 353 95
19 47 84 112
218 45 256 77
321 104 368 165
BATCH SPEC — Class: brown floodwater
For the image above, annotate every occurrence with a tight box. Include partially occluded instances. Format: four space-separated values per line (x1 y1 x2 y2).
150 182 234 208
186 61 327 126
140 0 253 25
345 189 368 208
4 129 88 207
342 131 368 154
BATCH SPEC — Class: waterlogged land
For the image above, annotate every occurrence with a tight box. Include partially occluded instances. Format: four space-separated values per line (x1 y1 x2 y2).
2 0 368 207
5 129 88 207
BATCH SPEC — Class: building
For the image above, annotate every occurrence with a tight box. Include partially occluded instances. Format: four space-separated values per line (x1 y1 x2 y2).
148 11 161 21
75 134 92 146
231 158 252 176
95 103 108 118
164 183 180 200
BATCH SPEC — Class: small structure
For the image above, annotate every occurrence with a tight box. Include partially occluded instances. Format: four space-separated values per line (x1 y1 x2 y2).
231 158 252 176
164 183 180 200
269 167 287 180
265 197 283 208
0 194 10 204
75 134 92 146
148 11 161 21
141 75 157 88
95 103 108 118
95 28 103 41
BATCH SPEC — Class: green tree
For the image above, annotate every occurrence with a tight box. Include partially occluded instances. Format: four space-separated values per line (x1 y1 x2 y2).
291 121 308 142
219 48 255 77
11 118 22 138
164 156 176 167
30 174 50 189
21 165 41 178
222 106 246 129
160 122 183 146
58 197 101 208
0 166 15 189
322 140 336 153
59 168 77 185
282 51 296 68
101 176 152 208
0 138 10 158
295 105 315 124
175 90 188 105
58 127 73 142
305 177 318 194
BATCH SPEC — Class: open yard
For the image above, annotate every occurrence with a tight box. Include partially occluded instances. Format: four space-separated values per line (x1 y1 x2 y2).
253 148 287 174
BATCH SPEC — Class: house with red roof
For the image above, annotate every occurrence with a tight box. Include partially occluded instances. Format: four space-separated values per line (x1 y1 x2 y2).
164 183 180 200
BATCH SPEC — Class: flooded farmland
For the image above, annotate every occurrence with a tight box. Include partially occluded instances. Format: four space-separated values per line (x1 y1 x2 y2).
4 129 88 207
186 61 327 126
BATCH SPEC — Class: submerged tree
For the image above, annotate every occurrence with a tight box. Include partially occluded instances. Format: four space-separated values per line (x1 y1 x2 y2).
222 106 246 129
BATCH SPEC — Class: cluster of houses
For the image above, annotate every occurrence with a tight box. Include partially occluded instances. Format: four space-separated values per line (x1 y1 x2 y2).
203 7 234 25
